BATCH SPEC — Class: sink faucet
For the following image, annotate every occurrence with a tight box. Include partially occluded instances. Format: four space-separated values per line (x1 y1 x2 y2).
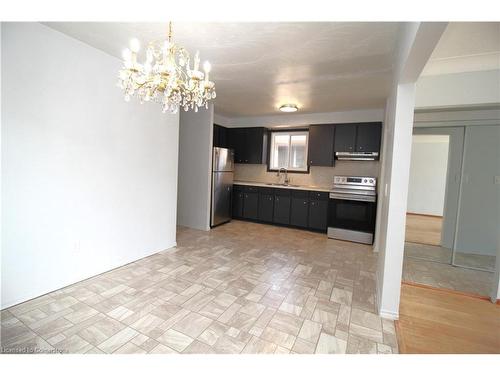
277 167 290 185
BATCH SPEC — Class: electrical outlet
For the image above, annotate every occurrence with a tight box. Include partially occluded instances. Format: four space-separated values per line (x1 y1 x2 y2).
495 176 500 185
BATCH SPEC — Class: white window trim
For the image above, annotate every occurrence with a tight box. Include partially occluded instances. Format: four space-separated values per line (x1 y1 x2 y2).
269 130 309 172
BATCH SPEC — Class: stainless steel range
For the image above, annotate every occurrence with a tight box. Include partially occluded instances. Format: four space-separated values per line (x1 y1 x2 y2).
327 176 377 244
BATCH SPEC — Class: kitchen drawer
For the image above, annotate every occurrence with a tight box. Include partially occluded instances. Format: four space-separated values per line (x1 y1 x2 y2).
309 191 329 201
291 190 309 198
258 187 275 195
274 188 291 197
243 185 259 193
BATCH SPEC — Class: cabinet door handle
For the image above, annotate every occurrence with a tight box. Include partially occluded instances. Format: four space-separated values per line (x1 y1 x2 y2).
311 202 315 206
303 201 307 205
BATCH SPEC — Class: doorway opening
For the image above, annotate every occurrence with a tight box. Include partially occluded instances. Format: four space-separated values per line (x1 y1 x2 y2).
403 126 497 297
405 134 450 263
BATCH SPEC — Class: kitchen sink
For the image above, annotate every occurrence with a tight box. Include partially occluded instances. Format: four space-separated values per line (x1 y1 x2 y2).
265 183 301 187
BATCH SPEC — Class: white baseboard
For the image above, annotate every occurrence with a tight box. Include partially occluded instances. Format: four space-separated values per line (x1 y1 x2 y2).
379 309 399 320
375 272 400 320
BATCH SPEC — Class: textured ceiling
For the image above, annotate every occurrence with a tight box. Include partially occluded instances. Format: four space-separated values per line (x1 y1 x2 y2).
45 22 402 117
422 22 500 76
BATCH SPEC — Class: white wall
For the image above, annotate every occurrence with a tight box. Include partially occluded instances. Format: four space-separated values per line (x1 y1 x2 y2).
375 82 417 320
415 70 500 109
375 22 447 319
177 106 213 231
1 23 179 309
407 135 449 216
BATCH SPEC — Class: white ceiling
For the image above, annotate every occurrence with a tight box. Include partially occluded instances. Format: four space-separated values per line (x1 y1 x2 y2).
422 22 500 76
45 22 402 117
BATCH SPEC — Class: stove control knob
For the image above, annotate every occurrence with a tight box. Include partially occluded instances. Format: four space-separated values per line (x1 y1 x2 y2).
370 179 374 184
363 179 367 183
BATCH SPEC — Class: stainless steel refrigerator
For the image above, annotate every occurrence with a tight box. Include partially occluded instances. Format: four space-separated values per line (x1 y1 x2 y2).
211 147 234 227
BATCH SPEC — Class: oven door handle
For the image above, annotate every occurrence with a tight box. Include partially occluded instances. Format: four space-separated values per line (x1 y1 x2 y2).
329 193 376 202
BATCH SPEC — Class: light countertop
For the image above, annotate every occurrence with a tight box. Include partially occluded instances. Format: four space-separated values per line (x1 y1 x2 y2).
233 180 331 192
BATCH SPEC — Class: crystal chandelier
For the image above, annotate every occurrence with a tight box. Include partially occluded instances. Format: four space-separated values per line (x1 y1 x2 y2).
118 22 216 114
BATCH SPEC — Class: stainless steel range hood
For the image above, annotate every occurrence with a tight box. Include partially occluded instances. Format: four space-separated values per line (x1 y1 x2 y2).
335 152 379 161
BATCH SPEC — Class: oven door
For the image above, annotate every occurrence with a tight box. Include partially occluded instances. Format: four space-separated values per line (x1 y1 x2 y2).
328 196 377 243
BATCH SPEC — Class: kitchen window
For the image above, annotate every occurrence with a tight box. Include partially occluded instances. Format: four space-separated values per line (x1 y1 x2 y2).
269 131 309 172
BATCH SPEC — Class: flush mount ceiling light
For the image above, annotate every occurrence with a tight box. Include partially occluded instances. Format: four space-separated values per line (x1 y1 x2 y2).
118 22 216 114
279 104 298 113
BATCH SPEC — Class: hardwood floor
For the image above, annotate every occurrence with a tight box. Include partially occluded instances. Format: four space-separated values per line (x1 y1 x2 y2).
396 282 500 354
405 213 442 246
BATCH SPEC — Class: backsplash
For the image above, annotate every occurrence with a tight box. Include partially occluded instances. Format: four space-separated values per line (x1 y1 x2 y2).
234 161 380 188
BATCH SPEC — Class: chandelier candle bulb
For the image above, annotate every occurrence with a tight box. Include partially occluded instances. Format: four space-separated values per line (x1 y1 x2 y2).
122 48 131 60
146 48 153 63
129 38 140 53
203 61 211 81
194 51 200 71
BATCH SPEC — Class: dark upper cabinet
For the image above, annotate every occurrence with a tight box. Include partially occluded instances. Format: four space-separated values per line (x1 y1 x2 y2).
213 124 227 148
308 199 328 231
334 123 382 154
334 124 357 152
232 186 244 218
246 127 268 164
290 193 309 228
355 123 382 152
308 124 335 167
228 128 247 163
227 127 268 164
258 193 274 223
213 125 219 147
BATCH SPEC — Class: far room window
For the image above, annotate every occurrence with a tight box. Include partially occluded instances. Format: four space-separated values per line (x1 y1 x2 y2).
269 131 309 172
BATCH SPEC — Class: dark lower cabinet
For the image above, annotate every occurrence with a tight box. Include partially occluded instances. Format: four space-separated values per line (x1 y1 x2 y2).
232 187 244 218
242 192 259 220
273 194 291 225
308 200 328 231
290 191 309 228
258 194 274 222
232 185 328 233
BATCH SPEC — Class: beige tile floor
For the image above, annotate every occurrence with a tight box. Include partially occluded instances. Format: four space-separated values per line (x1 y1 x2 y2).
1 220 398 354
